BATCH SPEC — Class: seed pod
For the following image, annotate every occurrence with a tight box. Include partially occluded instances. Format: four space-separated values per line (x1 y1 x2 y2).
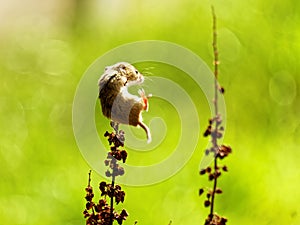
199 188 204 196
204 200 211 207
215 188 223 194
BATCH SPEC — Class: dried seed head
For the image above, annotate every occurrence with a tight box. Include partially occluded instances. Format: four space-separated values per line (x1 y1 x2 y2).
204 125 212 137
218 145 232 159
200 169 206 175
219 86 225 94
199 188 204 196
222 166 228 172
206 167 212 173
215 188 223 194
105 170 112 177
118 167 125 176
120 150 128 163
205 149 210 155
85 186 93 193
208 173 214 181
206 193 211 199
204 200 211 207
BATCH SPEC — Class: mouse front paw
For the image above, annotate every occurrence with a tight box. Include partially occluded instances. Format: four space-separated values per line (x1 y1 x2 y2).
138 89 151 111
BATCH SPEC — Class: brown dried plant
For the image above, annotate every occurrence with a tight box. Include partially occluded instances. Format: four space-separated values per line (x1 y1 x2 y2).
83 130 128 225
199 6 232 225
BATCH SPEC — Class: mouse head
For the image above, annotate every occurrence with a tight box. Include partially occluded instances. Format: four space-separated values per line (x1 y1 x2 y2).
105 62 144 87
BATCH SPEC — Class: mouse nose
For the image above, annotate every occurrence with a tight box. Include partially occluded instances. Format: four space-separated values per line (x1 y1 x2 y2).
139 74 144 83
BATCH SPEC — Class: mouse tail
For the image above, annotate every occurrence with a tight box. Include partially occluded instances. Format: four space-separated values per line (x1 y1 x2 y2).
138 121 152 143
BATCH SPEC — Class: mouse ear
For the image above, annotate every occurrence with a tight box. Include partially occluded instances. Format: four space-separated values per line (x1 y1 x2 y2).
118 63 127 73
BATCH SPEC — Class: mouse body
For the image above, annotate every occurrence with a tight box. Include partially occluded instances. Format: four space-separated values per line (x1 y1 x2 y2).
98 62 151 143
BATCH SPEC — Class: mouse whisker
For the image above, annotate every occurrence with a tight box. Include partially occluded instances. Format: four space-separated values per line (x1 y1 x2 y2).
142 71 153 76
142 66 155 71
143 76 154 83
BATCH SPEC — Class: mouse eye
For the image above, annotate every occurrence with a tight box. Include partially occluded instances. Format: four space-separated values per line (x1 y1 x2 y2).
135 70 139 75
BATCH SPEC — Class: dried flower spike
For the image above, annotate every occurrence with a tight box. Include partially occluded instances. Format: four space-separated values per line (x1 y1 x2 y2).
199 7 232 225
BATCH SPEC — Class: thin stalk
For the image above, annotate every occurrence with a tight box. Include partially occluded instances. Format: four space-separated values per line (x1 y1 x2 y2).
212 5 219 113
110 170 116 225
210 5 219 219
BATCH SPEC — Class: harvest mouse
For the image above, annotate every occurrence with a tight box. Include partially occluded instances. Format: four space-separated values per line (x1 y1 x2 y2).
98 62 151 143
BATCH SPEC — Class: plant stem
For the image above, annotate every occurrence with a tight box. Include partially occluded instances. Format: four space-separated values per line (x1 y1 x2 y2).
210 156 217 217
212 5 219 114
88 170 92 186
110 171 116 225
210 5 219 219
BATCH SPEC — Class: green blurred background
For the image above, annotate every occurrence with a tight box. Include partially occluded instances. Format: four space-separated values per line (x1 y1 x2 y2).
0 0 299 224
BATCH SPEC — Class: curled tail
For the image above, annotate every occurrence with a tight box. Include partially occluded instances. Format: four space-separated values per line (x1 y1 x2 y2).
138 121 152 143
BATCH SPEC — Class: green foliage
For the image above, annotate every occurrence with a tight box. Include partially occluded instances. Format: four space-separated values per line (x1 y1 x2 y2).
0 0 299 224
